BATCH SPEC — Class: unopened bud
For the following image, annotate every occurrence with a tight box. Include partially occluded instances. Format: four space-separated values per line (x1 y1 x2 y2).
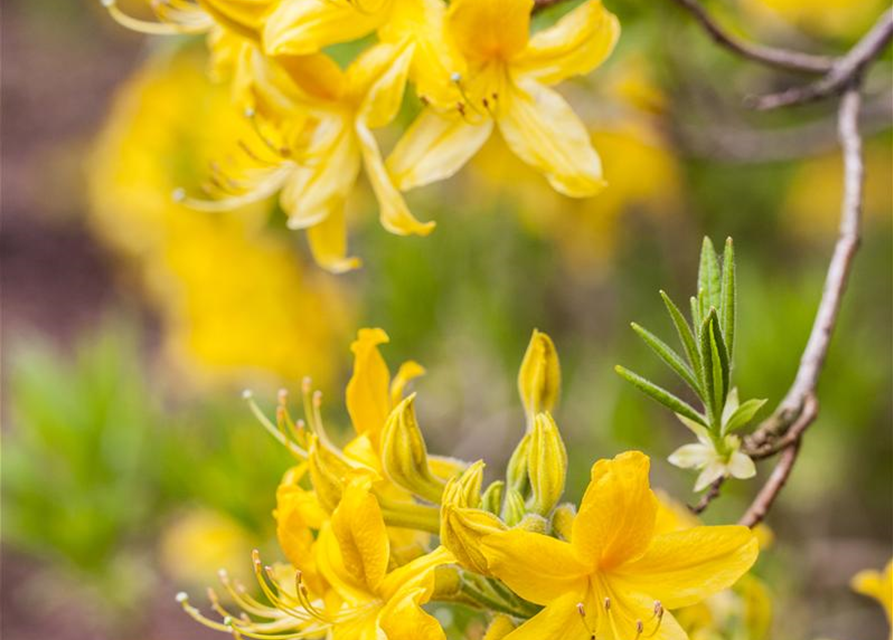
501 488 526 527
551 502 576 541
307 435 349 514
481 480 504 514
380 394 445 503
440 462 506 575
518 329 561 428
528 412 567 516
505 432 532 497
516 513 548 534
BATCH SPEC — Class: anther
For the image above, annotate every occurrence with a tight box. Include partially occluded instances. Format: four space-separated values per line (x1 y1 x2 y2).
604 597 611 611
176 591 189 603
576 602 596 640
450 72 462 83
242 389 253 400
172 187 186 202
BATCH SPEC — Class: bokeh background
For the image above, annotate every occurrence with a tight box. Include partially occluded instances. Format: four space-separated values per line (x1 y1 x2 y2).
2 0 891 638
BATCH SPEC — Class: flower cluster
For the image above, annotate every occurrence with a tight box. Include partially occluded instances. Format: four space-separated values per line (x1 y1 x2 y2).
177 328 759 639
101 0 620 272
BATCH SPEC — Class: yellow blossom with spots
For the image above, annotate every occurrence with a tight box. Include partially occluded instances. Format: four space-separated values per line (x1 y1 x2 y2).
479 451 759 640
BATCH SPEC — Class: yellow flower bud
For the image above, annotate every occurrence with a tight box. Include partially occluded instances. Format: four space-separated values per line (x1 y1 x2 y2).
380 394 445 503
440 462 507 575
518 329 561 427
551 503 576 541
516 513 548 533
501 488 526 527
505 432 532 496
307 435 350 514
481 480 504 514
528 412 568 516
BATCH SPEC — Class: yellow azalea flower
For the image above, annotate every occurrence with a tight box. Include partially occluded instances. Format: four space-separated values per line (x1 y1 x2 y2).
479 451 759 640
88 47 350 387
314 474 454 639
852 559 893 638
185 42 435 273
387 0 620 198
264 0 459 107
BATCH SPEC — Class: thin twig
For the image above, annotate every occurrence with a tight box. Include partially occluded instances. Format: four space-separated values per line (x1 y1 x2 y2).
738 438 801 528
690 477 725 515
662 0 834 73
752 9 893 110
737 88 864 525
746 87 865 454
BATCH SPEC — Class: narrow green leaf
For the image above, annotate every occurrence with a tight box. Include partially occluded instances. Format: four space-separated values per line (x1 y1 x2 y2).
709 312 730 403
631 322 700 395
615 365 707 426
723 398 768 435
698 314 717 426
698 237 722 312
692 294 702 331
720 237 736 360
660 290 701 375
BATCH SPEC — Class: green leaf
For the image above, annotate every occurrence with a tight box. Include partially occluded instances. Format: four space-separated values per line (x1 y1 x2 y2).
690 295 702 334
631 322 700 395
709 311 731 403
660 290 701 376
615 365 707 426
698 237 722 312
721 237 736 359
723 398 767 435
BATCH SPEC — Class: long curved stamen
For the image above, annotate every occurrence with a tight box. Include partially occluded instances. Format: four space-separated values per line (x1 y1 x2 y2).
576 602 596 640
243 390 308 459
100 0 211 35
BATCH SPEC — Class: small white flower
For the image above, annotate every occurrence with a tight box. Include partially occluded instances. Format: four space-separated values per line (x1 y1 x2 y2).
670 413 756 491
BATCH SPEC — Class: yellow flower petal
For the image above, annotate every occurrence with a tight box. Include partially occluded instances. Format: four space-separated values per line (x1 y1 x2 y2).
497 79 605 198
357 123 436 236
263 0 386 56
513 0 619 85
390 360 426 405
346 328 392 441
306 201 362 274
350 42 416 129
331 477 391 591
615 525 759 609
481 529 589 605
387 109 493 191
379 585 447 640
273 52 347 103
280 117 360 229
483 615 516 640
572 451 658 570
379 545 454 599
198 0 271 40
447 0 532 62
502 591 588 640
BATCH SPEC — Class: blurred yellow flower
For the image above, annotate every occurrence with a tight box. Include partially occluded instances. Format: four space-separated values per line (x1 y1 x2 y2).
160 508 255 588
387 0 619 198
89 47 351 387
784 141 893 242
739 0 889 39
852 558 893 638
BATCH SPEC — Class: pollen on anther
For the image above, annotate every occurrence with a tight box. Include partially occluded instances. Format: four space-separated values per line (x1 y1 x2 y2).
450 72 461 83
175 591 189 603
604 597 611 611
172 187 186 202
100 0 115 7
242 389 253 400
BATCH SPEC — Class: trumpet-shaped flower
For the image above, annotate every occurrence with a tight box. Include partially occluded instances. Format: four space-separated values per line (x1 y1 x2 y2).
184 42 434 273
314 474 454 639
387 0 619 198
480 451 759 640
